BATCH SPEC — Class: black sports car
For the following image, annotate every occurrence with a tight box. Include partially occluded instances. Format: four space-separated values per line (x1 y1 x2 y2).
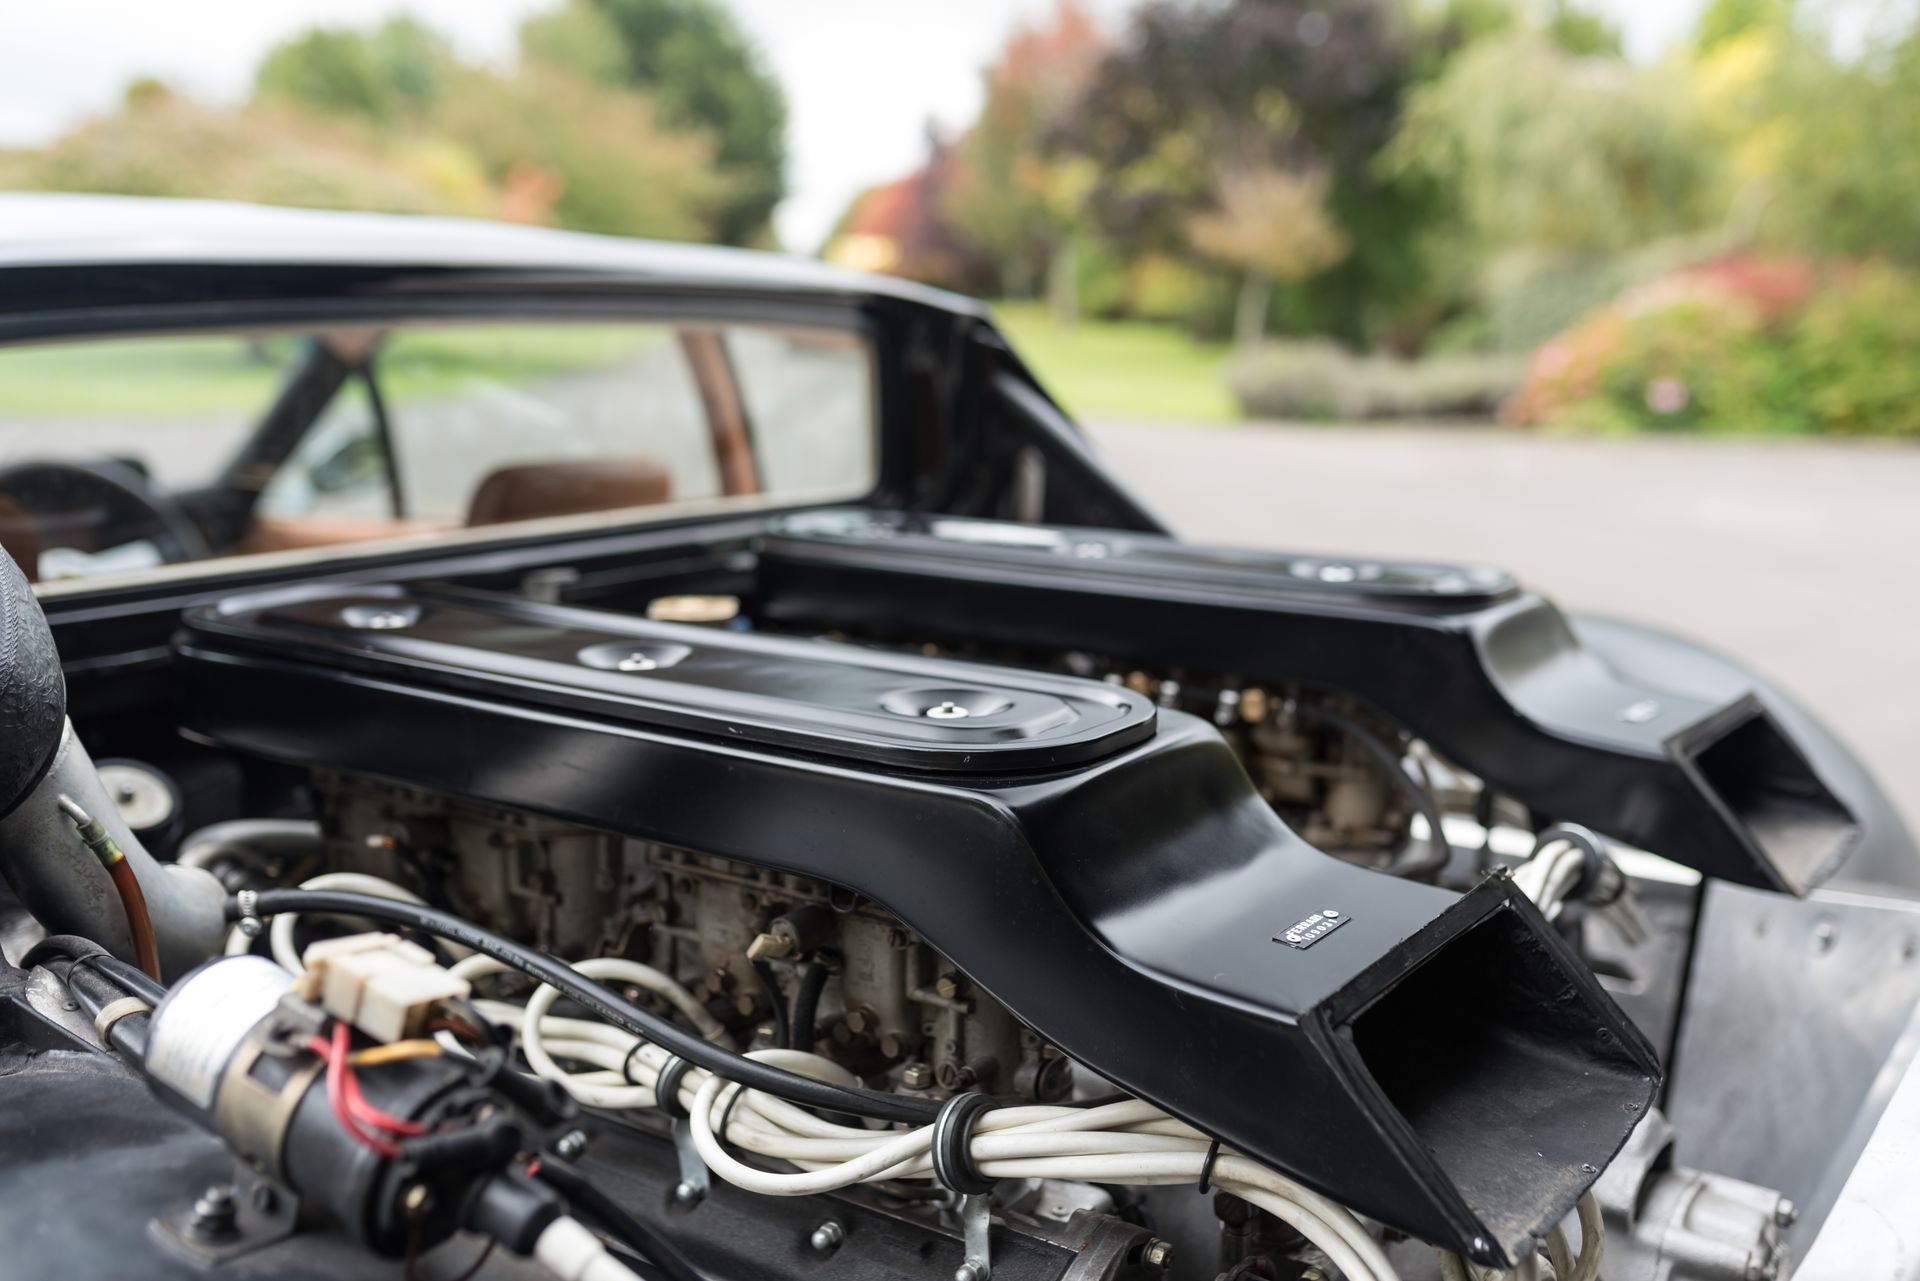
0 194 1911 1281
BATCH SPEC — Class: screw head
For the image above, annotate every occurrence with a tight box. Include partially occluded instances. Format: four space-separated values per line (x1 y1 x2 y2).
925 701 970 720
809 1221 845 1252
673 1181 700 1204
554 1129 588 1160
1775 1198 1799 1227
1142 1238 1175 1271
935 973 963 1000
188 1184 239 1240
954 1264 986 1281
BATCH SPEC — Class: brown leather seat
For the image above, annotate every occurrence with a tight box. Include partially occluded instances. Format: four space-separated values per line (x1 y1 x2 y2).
0 496 42 583
464 458 673 528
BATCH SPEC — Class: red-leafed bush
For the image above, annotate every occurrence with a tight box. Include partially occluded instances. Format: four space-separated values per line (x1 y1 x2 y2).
1504 255 1920 435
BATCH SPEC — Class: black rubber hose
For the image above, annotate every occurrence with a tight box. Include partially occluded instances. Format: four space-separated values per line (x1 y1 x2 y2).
1290 702 1450 881
240 889 941 1124
532 1161 701 1281
749 959 790 1050
24 936 156 1058
19 934 166 1005
0 547 65 820
790 961 830 1052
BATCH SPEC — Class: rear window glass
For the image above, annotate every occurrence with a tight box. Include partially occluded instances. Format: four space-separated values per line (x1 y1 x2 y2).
0 319 877 588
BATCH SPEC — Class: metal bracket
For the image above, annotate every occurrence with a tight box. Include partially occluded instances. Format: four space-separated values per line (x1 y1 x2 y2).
956 1191 993 1281
670 1118 711 1204
150 1164 301 1266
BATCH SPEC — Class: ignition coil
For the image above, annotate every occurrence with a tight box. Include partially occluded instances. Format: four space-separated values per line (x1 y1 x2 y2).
139 950 573 1262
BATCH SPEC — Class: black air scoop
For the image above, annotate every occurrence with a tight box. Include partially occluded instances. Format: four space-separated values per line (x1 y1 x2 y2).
177 582 1660 1268
0 551 64 817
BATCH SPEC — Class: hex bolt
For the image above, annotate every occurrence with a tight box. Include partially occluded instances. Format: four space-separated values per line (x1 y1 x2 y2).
188 1184 238 1240
1774 1198 1799 1227
954 1263 986 1281
1301 1270 1329 1281
901 1062 933 1090
673 1181 700 1204
1141 1238 1175 1271
809 1221 845 1252
554 1129 588 1160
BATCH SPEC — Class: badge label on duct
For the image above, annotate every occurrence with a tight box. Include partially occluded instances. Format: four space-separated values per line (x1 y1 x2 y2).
1273 909 1348 950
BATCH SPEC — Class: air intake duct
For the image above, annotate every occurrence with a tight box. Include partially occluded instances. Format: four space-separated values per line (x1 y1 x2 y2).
176 584 1662 1266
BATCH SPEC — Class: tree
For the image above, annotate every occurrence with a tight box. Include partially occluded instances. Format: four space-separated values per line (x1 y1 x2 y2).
1694 0 1794 52
1392 31 1726 255
942 2 1106 308
1754 17 1920 263
1187 165 1350 348
436 66 730 242
1053 0 1431 344
255 17 452 123
552 0 787 246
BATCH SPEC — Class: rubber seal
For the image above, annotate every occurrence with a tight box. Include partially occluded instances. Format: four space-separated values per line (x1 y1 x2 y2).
931 1091 997 1196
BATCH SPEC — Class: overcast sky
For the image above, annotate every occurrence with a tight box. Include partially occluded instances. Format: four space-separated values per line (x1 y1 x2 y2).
0 0 1705 251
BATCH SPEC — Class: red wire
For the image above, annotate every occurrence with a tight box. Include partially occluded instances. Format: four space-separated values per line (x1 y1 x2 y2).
342 1058 428 1137
313 1027 400 1159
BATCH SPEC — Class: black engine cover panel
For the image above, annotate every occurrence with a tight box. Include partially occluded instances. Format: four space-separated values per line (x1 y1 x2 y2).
754 508 1861 895
176 584 1657 1267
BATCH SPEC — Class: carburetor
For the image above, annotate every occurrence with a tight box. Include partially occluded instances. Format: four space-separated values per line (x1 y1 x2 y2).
311 773 1074 1103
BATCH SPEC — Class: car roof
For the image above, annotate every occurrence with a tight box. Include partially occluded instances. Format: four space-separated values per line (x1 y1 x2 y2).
0 193 984 316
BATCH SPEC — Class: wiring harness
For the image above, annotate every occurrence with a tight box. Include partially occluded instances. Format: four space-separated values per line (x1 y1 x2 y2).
234 875 1616 1281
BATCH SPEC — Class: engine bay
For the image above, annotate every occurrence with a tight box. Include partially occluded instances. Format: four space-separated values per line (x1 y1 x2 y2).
2 508 1913 1281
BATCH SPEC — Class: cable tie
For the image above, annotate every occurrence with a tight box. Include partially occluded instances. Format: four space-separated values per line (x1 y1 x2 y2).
931 1091 997 1196
714 1081 752 1156
620 1040 649 1088
1198 1137 1223 1194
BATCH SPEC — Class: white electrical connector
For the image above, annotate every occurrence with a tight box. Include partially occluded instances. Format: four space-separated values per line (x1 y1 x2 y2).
300 932 470 1043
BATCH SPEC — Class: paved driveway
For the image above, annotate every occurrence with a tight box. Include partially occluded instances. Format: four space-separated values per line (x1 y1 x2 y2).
1087 418 1920 829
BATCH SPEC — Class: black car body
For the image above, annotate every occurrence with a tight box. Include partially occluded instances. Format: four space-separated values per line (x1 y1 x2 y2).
0 195 1914 1281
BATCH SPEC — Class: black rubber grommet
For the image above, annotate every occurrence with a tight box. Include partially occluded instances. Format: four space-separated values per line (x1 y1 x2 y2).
931 1091 997 1196
655 1055 694 1119
1537 824 1608 901
1197 1137 1223 1194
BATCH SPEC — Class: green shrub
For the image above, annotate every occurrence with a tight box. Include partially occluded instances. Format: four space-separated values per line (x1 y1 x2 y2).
1510 259 1920 435
1586 291 1785 431
1784 266 1920 436
1227 340 1524 421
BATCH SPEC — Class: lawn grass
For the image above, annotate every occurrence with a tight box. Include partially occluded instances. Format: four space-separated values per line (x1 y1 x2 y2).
990 302 1237 424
